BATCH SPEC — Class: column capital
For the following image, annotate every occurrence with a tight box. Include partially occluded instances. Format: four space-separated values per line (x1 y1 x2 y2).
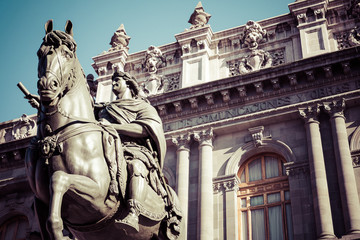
298 104 320 124
193 127 214 147
323 98 345 119
171 133 191 150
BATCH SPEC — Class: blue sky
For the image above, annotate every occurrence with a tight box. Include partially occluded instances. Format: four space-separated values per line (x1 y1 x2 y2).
0 0 292 123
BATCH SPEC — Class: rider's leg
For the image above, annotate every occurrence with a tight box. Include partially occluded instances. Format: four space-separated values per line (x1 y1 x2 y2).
119 159 149 232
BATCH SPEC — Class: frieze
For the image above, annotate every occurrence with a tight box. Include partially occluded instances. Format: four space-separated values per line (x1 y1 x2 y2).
163 81 356 132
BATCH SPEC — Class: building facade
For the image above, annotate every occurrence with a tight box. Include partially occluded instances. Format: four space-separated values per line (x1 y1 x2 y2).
1 0 360 239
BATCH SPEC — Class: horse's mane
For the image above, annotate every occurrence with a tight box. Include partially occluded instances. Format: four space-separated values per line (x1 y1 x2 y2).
37 30 77 59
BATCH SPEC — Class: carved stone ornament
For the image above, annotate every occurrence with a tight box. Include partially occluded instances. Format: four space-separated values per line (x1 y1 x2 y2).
109 24 131 51
248 126 270 147
348 26 360 46
242 20 267 50
188 2 211 29
145 46 164 74
11 114 36 140
347 0 360 19
239 49 273 74
142 73 166 96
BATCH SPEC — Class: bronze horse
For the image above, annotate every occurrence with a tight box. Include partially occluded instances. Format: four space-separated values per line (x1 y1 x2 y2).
25 20 183 240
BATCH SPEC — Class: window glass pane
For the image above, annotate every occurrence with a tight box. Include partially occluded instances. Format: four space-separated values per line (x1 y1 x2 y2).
241 198 247 208
240 170 246 183
268 192 281 204
285 191 290 201
251 209 265 240
265 156 279 178
248 158 262 182
250 195 264 206
241 211 248 240
269 205 284 240
286 204 294 240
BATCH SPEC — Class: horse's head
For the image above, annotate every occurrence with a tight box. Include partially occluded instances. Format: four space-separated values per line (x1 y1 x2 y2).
37 20 78 106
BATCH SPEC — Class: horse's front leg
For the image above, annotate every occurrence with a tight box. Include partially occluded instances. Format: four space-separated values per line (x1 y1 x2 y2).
47 170 111 240
47 171 72 240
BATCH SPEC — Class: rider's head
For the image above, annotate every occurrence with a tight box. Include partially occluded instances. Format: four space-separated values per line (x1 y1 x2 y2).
112 70 140 98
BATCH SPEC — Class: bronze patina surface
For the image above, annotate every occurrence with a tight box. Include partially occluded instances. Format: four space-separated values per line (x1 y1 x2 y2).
23 20 183 240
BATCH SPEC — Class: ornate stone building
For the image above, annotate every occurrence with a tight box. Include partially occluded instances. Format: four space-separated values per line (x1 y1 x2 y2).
1 0 360 239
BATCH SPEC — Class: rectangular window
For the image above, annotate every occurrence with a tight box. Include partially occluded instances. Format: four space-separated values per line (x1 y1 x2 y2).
249 158 262 181
265 156 279 178
269 205 284 240
241 198 247 208
241 211 248 240
250 195 264 206
268 192 281 204
251 209 265 240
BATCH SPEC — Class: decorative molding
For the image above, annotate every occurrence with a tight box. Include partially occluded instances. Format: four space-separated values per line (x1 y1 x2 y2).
248 126 271 147
205 94 214 105
220 90 230 103
213 174 239 193
323 98 345 118
189 97 198 109
171 133 191 150
298 104 321 123
163 73 180 92
193 127 214 147
225 139 296 175
284 161 310 176
173 101 182 113
10 114 36 141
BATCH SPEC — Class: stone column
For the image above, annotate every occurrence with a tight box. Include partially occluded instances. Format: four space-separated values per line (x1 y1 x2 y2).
194 128 214 240
299 105 335 239
324 99 360 234
172 133 191 238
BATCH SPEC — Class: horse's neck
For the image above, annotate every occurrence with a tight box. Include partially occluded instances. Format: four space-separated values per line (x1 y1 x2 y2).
60 79 95 121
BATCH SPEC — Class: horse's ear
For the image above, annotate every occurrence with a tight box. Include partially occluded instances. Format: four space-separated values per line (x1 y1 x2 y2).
45 19 53 34
65 20 73 37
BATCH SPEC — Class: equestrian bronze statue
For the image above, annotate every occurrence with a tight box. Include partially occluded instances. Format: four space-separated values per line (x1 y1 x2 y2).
21 20 183 240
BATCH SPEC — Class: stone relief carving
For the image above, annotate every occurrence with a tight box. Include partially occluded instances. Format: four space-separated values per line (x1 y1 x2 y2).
228 48 284 76
142 46 166 96
347 0 360 19
188 2 211 29
242 20 267 50
335 27 360 50
109 24 131 51
239 49 272 74
225 21 274 75
163 73 180 92
10 114 36 140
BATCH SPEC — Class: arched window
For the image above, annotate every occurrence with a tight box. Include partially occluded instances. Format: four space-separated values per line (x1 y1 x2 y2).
0 216 29 240
237 153 293 240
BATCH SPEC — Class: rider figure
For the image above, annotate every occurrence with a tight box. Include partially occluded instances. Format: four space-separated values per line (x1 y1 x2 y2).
97 70 167 233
